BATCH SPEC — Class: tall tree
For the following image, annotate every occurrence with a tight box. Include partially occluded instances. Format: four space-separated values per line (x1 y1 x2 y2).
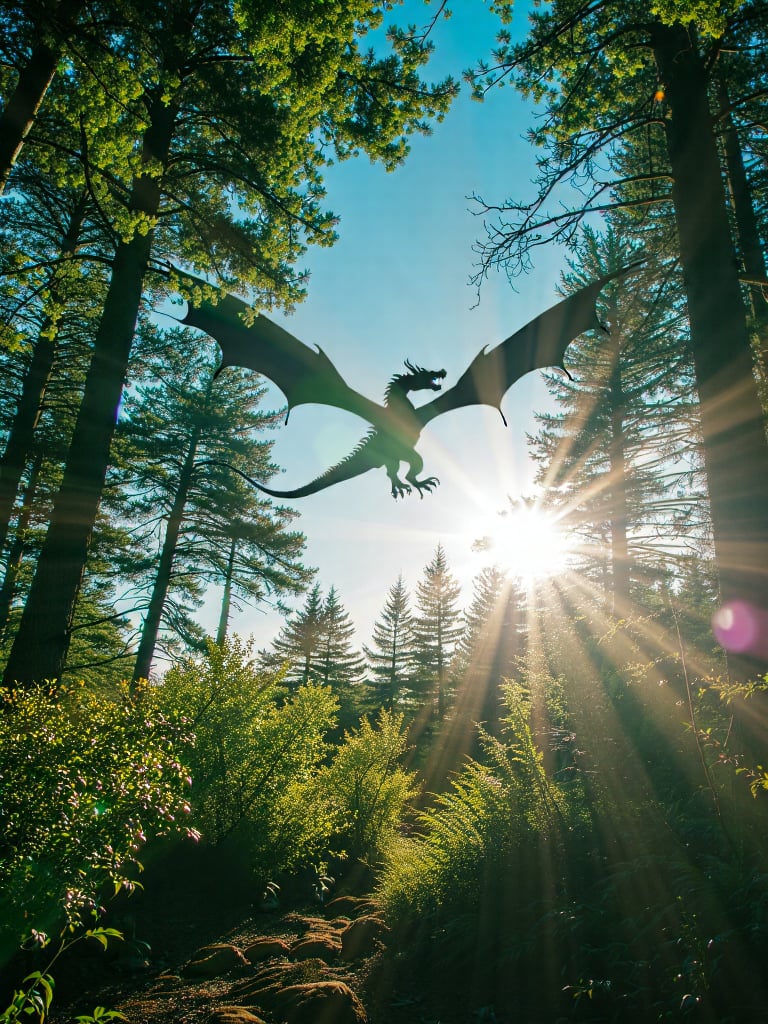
117 330 310 682
3 0 457 687
470 1 768 634
269 583 326 687
451 565 523 735
0 165 113 559
315 586 366 730
0 0 89 191
529 227 706 611
412 543 463 717
364 574 416 709
316 585 365 684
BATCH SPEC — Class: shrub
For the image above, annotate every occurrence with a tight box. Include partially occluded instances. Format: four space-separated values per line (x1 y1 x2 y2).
158 638 340 878
323 709 418 862
0 679 194 963
0 679 195 1024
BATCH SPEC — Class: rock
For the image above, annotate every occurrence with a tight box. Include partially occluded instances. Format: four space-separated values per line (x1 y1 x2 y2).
183 943 249 977
290 933 341 963
323 896 375 920
209 1008 267 1024
339 916 389 961
243 937 290 963
229 959 329 1007
275 981 368 1024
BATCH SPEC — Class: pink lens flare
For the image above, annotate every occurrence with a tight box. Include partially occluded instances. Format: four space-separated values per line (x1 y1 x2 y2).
712 600 768 656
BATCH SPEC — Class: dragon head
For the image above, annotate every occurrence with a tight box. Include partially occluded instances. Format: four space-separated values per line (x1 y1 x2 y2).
402 360 447 392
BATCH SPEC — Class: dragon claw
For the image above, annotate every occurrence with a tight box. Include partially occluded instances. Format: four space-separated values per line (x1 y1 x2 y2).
390 479 412 499
412 476 440 498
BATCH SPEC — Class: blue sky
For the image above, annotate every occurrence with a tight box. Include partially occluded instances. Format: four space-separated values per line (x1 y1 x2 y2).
208 1 572 650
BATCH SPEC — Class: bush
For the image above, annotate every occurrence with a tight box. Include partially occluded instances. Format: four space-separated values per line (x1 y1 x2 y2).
158 638 340 878
323 709 418 863
0 680 194 963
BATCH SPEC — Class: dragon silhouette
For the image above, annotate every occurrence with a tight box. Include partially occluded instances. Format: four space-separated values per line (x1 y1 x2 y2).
177 265 637 499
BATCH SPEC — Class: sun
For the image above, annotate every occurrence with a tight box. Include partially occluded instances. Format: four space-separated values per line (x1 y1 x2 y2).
471 502 573 581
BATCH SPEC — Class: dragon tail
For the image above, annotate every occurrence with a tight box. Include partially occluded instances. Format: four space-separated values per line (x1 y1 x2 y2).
204 437 380 500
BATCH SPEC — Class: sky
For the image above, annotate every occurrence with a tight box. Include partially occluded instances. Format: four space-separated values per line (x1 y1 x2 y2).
201 1 572 652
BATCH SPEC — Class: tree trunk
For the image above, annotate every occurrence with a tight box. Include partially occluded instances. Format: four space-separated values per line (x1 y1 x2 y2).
0 0 86 192
2 100 175 688
132 425 200 683
0 42 59 193
0 450 43 638
717 79 768 376
215 537 237 646
654 25 768 628
606 328 631 615
0 197 87 557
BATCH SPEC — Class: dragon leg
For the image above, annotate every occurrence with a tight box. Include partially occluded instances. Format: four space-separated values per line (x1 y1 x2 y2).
404 452 439 499
385 460 412 499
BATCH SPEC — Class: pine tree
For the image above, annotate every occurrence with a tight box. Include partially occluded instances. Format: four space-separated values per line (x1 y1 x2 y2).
316 587 366 728
412 543 463 717
470 1 768 628
113 328 310 681
528 227 706 612
270 584 325 687
3 0 458 687
451 565 524 735
364 574 416 709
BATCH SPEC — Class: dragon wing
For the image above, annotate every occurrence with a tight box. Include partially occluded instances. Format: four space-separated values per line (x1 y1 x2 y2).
417 264 642 427
177 271 384 426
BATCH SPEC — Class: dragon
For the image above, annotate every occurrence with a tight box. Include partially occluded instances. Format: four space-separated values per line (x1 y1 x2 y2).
177 264 639 499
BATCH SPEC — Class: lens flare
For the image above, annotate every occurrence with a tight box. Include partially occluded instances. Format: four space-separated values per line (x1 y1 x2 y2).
712 599 768 657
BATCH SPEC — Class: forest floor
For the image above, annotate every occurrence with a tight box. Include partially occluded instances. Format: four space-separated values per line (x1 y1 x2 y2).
46 843 473 1024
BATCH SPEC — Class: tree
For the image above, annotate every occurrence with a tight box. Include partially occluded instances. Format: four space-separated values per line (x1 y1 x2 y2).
364 574 417 708
0 0 90 191
529 227 706 611
116 329 311 681
316 586 366 727
412 543 463 717
451 565 523 737
269 583 326 687
470 1 768 634
3 0 457 687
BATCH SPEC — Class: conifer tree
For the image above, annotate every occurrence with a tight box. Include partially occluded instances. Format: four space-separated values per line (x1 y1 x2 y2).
412 543 463 717
529 227 706 611
316 586 366 728
270 584 325 687
115 329 310 682
316 587 364 689
451 565 524 737
364 574 416 709
470 1 768 626
3 0 458 687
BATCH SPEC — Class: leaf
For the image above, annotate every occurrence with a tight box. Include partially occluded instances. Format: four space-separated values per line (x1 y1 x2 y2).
84 930 108 950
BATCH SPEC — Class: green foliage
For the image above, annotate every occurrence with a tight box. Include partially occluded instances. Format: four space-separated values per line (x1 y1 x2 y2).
377 681 566 920
0 925 125 1024
650 0 746 37
693 674 768 802
158 637 340 878
0 680 194 959
323 709 418 862
364 575 417 709
412 543 463 714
